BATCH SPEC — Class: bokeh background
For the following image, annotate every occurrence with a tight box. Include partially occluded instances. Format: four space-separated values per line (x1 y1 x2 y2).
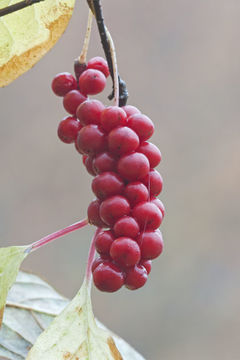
1 0 240 359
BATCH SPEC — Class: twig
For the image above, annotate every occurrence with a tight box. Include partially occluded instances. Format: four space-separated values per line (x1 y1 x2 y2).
105 28 119 106
79 9 93 64
90 0 128 106
0 0 44 17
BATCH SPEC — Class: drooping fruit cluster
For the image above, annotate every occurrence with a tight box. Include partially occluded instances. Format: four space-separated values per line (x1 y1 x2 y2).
51 57 165 292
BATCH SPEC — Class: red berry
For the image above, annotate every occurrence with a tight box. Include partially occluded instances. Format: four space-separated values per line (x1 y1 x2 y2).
95 230 115 255
92 172 124 200
76 99 105 126
100 195 130 226
113 216 140 238
63 90 87 115
101 106 127 132
132 201 162 230
87 199 108 228
128 114 154 141
57 116 82 144
137 230 163 259
151 197 165 218
110 237 141 268
93 152 116 174
93 262 124 292
108 126 139 156
79 69 106 95
83 156 96 176
142 169 163 196
51 72 77 96
91 255 110 272
125 265 148 290
122 105 141 117
138 142 162 168
124 181 149 207
87 56 110 78
117 153 150 181
140 260 152 274
76 125 107 155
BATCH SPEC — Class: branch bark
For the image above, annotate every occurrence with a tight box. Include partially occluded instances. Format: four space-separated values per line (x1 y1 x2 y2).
0 0 44 17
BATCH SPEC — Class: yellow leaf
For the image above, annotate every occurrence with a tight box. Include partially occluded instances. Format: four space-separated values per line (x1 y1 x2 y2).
0 0 75 87
26 278 123 360
0 246 28 326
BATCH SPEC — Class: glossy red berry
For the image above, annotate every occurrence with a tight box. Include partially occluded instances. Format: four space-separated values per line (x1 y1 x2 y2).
142 169 163 196
132 201 162 230
124 181 149 207
125 265 148 290
137 230 163 260
92 172 124 200
128 114 154 141
95 230 115 255
122 105 141 118
117 153 150 181
87 56 110 78
93 262 124 292
83 156 96 176
110 237 141 268
113 216 140 238
79 69 106 95
51 72 77 96
76 99 105 126
93 152 116 174
63 90 87 115
100 195 130 226
57 116 82 144
108 126 139 156
87 199 108 228
91 255 110 272
76 125 107 155
140 260 152 274
138 142 162 168
151 197 165 218
100 106 127 132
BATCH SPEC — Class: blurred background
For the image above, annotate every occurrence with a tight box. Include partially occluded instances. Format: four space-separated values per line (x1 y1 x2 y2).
1 0 240 359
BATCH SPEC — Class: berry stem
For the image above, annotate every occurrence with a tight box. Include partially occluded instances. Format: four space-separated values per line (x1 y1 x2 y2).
79 9 93 64
86 227 101 286
105 27 119 106
26 218 89 253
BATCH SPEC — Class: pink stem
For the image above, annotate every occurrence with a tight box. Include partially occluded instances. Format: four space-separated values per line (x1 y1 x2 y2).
27 218 89 253
86 227 101 284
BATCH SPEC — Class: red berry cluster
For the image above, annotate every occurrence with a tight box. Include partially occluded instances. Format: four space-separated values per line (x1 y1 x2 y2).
51 57 165 292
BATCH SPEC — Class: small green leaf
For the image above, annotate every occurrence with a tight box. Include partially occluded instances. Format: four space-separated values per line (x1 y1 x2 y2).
0 246 28 326
26 278 123 359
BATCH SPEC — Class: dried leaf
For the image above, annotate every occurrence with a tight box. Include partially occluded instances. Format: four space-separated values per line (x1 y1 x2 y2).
0 247 28 327
0 0 75 87
0 272 145 360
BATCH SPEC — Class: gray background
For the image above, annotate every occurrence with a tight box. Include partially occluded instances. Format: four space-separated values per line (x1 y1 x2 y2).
1 1 240 359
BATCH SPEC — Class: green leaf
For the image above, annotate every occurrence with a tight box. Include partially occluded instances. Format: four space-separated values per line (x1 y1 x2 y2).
0 272 145 360
0 247 28 327
0 0 75 87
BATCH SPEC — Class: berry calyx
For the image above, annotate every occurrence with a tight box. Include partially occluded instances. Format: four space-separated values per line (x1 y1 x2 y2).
125 265 148 290
79 69 106 95
110 237 141 267
76 99 105 126
87 56 110 78
57 116 82 144
93 262 124 292
51 72 77 96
